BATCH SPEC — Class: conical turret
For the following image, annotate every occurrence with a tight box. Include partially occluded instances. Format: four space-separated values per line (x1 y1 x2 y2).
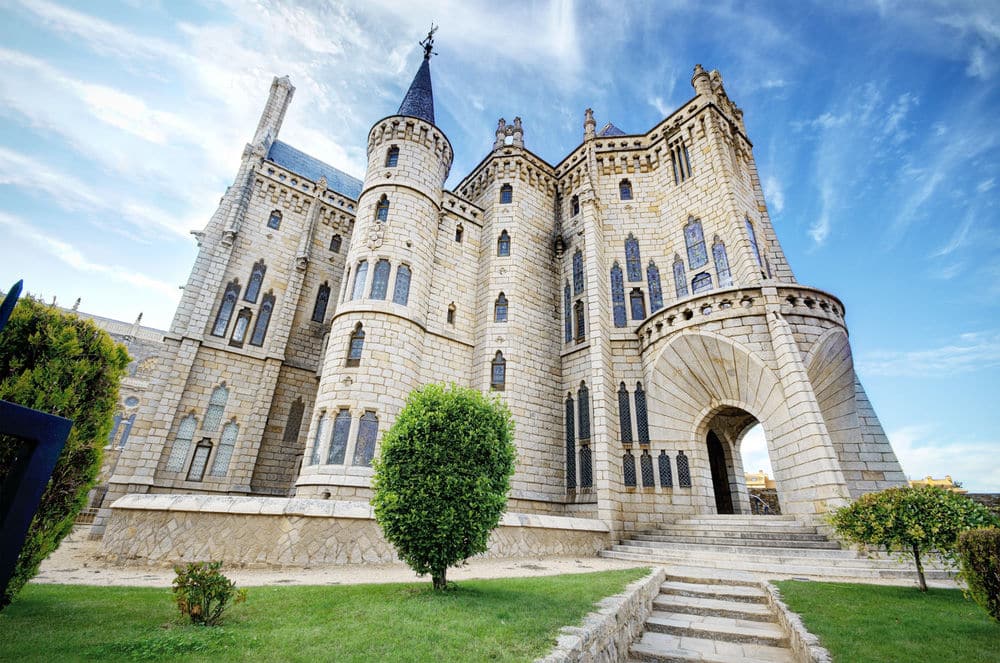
396 27 437 124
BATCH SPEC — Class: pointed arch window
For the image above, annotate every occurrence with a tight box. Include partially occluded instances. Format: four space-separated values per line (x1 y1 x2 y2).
309 412 328 465
203 385 229 432
267 210 282 230
312 282 331 322
677 450 692 487
565 394 576 490
385 145 399 167
352 411 378 466
346 323 364 367
186 438 212 481
351 261 368 300
446 302 456 325
647 261 663 312
571 195 580 216
209 420 238 477
108 414 122 447
634 382 649 445
328 409 352 465
370 259 391 299
611 262 626 327
685 217 708 268
497 230 511 256
623 451 637 487
578 382 590 442
640 449 655 487
574 300 585 341
329 234 342 253
629 288 646 321
283 397 305 444
625 234 642 281
249 291 275 346
658 451 673 488
118 414 135 448
713 237 733 287
454 223 463 242
746 216 763 267
618 382 632 444
563 282 572 342
211 280 241 337
490 351 506 390
245 260 266 303
393 264 411 305
499 183 513 204
572 250 584 294
375 195 390 222
673 255 689 299
494 293 508 322
165 414 197 472
230 308 252 346
619 178 632 200
692 272 713 294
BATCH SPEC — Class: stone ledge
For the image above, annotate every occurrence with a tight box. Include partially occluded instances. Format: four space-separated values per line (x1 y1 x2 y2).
763 582 832 663
536 567 665 663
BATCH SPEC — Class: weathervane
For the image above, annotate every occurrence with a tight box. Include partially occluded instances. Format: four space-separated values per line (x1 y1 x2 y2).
421 23 438 60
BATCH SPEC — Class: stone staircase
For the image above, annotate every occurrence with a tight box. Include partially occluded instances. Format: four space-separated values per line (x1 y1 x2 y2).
629 570 795 662
601 514 953 583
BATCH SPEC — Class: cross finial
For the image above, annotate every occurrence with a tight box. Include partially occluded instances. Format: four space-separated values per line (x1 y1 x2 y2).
421 24 438 60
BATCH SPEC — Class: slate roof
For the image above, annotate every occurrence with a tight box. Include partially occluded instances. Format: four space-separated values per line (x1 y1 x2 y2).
266 140 363 200
397 58 435 124
598 122 627 137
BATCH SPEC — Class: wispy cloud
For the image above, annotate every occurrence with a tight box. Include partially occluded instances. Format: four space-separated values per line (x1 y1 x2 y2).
858 331 1000 377
763 175 785 215
977 177 996 193
889 424 1000 492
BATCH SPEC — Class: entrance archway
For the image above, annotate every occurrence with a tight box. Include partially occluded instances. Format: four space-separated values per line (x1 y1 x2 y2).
700 406 761 516
706 431 734 514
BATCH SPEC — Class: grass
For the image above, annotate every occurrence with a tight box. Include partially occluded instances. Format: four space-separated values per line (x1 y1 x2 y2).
0 568 648 662
774 580 1000 663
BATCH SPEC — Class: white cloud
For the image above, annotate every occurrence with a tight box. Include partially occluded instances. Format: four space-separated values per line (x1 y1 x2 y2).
739 424 773 477
858 330 1000 377
977 177 996 193
889 424 1000 492
763 175 785 214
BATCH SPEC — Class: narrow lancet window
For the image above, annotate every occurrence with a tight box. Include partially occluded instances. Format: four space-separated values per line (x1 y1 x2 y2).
647 261 663 312
635 382 649 445
455 224 463 242
563 282 572 342
370 259 391 299
571 195 580 216
619 179 632 200
685 217 708 268
611 262 626 327
640 450 655 487
629 288 646 321
499 183 513 204
330 234 342 252
267 210 282 229
658 451 673 488
491 351 506 390
203 385 229 432
565 394 576 490
346 323 364 367
283 398 305 444
328 409 351 465
385 145 399 167
623 451 637 487
165 414 197 472
574 300 585 341
352 261 368 300
392 264 411 305
309 413 328 465
625 234 642 281
497 230 511 256
618 382 633 444
494 293 508 322
375 195 389 222
245 260 266 303
352 411 378 466
249 291 274 346
312 282 331 322
746 216 763 267
578 382 590 442
573 250 584 294
209 420 238 477
211 280 240 337
673 255 689 299
230 308 252 346
713 237 733 287
186 439 212 481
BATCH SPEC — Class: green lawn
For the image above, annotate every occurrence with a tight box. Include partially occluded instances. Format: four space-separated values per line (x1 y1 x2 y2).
0 568 648 662
774 580 1000 663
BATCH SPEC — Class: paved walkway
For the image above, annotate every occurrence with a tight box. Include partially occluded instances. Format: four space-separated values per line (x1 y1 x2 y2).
33 529 648 588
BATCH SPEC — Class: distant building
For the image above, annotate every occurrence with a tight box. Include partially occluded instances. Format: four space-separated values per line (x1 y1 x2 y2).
909 475 967 494
745 471 776 490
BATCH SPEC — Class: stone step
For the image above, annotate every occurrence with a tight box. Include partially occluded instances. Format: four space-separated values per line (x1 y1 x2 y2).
675 515 799 523
629 631 795 663
659 580 768 604
633 533 840 549
672 516 799 526
620 539 851 557
601 549 955 580
610 543 952 569
645 611 790 647
659 522 819 534
653 594 775 622
639 529 829 542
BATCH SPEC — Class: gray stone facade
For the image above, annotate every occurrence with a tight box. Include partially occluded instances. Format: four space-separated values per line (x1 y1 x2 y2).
96 52 906 548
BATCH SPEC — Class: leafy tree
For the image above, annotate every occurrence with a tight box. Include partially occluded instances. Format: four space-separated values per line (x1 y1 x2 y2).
831 485 998 591
956 527 1000 622
372 383 516 590
0 297 130 608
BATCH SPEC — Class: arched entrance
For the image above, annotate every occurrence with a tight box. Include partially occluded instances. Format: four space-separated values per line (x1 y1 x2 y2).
701 406 763 515
707 432 733 513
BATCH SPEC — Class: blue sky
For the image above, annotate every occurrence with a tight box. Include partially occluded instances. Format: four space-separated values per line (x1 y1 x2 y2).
0 1 997 490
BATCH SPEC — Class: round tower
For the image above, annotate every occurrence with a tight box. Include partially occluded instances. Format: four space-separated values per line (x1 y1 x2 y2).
295 31 453 498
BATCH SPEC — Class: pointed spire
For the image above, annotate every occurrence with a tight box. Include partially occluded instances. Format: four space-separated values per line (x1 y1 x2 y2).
397 26 437 125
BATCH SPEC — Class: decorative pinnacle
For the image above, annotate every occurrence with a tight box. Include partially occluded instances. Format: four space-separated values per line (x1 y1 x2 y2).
420 24 438 60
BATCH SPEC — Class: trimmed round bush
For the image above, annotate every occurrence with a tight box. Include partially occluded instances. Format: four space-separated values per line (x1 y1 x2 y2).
372 383 516 590
956 527 1000 622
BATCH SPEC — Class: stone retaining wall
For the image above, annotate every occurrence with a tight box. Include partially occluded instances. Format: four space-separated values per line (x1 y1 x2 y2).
536 567 665 663
763 582 832 663
100 494 611 566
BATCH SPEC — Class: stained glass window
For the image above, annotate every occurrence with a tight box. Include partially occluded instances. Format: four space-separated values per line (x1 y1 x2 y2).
630 288 646 321
283 397 304 444
713 238 733 287
352 411 378 466
611 262 626 327
573 250 584 294
578 382 590 441
330 234 342 252
186 439 212 481
625 234 642 281
571 195 580 216
393 264 411 305
245 260 266 303
375 195 389 222
494 293 508 322
203 385 228 432
267 210 281 229
497 230 511 256
165 415 196 472
118 414 135 448
692 272 713 294
685 217 708 268
619 179 632 200
500 183 512 204
618 382 632 444
658 450 673 488
249 292 274 346
564 282 572 342
108 414 122 446
369 259 390 299
385 145 399 167
230 308 251 346
211 281 240 337
311 282 330 322
635 382 649 444
673 256 689 298
209 421 238 477
328 409 351 465
746 216 763 266
352 261 368 300
346 324 364 366
309 413 327 465
565 395 576 490
491 351 506 390
647 261 663 312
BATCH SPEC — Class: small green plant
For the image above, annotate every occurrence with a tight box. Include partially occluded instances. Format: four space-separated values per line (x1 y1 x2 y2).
956 527 1000 622
171 561 246 626
830 485 998 591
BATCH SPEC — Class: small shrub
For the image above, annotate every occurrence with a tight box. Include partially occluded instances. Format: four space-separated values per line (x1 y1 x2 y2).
171 561 246 626
956 527 1000 622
